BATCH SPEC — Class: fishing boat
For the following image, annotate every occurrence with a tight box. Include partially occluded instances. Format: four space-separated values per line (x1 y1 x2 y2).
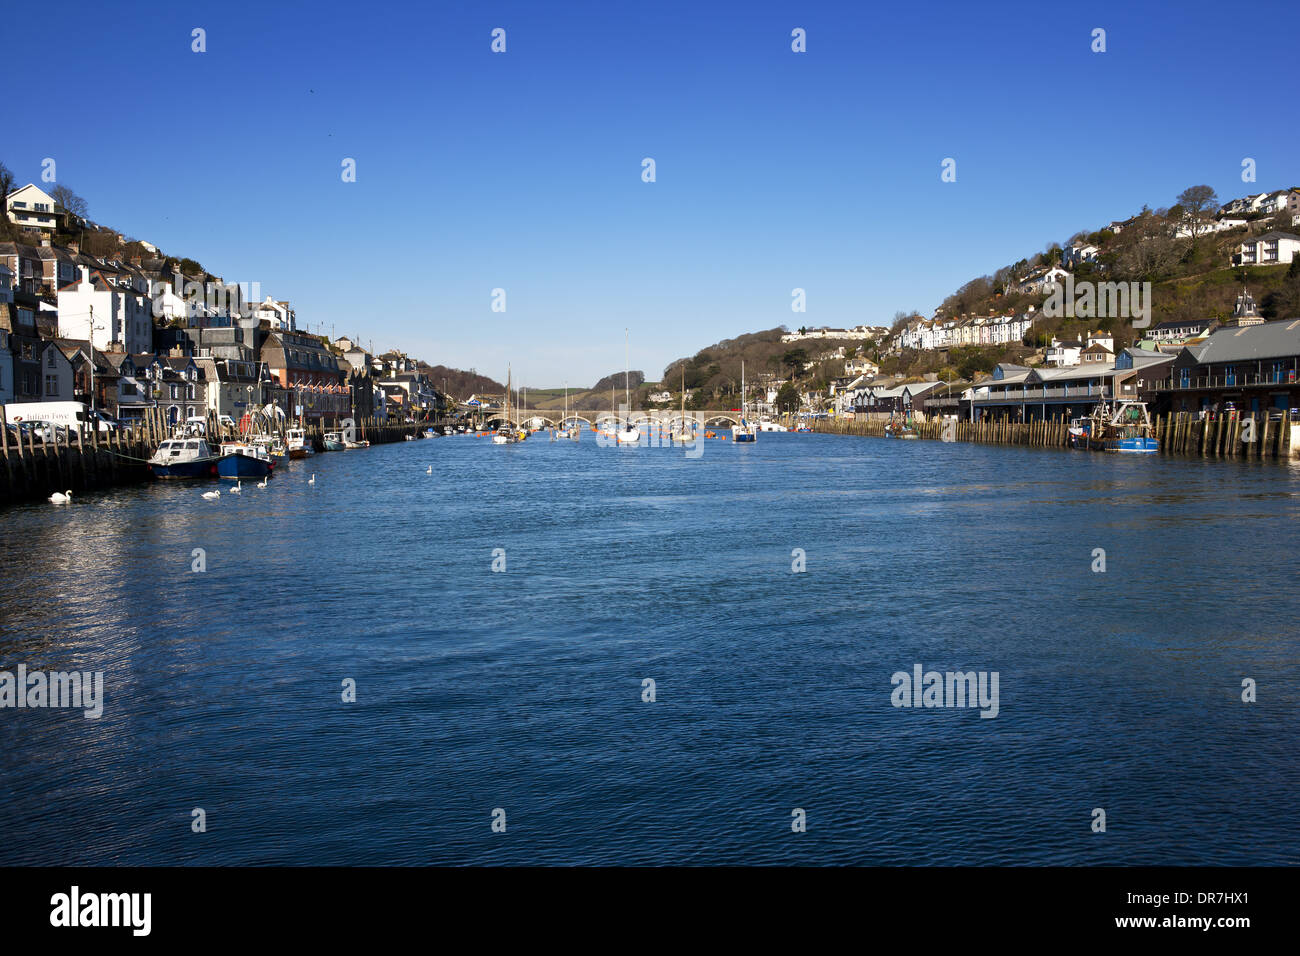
759 418 788 432
1080 400 1159 453
253 435 290 466
794 419 812 433
885 418 918 439
287 427 314 459
732 360 758 443
616 330 641 445
147 437 222 479
217 441 275 478
321 431 346 452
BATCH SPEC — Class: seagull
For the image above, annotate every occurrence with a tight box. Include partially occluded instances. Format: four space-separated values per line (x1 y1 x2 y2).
202 490 220 500
230 480 242 495
308 474 316 485
49 490 72 504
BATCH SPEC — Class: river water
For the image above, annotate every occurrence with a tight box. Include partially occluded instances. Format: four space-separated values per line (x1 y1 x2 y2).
1 432 1297 865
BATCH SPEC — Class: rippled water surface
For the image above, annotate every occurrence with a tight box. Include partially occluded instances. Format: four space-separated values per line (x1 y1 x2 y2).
1 433 1298 864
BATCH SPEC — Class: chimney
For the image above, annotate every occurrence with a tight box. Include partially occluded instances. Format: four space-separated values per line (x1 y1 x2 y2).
41 236 52 248
68 241 79 255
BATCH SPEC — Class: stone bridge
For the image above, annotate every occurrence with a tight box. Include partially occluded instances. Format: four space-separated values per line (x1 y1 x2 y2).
467 409 745 429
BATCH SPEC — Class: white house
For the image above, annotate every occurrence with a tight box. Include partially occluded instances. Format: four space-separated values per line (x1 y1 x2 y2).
1173 217 1248 239
57 264 154 354
1232 232 1300 267
1045 337 1083 367
1019 266 1071 294
1061 243 1100 268
5 184 62 233
253 296 295 330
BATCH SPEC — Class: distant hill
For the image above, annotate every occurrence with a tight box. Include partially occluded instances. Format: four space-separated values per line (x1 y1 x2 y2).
418 364 505 399
589 370 644 394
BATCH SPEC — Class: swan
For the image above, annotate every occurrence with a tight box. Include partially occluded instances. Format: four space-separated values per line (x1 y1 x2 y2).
256 477 268 489
426 465 432 474
308 474 316 485
201 490 220 500
230 480 242 495
49 490 72 504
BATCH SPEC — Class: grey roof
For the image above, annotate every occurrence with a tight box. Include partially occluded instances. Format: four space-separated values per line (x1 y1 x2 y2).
1243 231 1300 243
1124 347 1175 367
1186 319 1300 364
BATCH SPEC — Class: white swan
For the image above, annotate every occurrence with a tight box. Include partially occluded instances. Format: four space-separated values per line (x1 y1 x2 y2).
49 490 72 504
256 477 268 489
308 474 316 485
426 465 432 474
230 480 242 495
202 490 220 500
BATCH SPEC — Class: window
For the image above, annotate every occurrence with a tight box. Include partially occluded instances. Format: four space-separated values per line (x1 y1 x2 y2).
1180 368 1190 388
45 374 58 396
1225 365 1236 387
47 350 56 368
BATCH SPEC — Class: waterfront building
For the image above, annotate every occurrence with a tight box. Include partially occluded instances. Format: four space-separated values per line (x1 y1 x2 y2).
965 355 1170 421
195 355 271 424
261 330 347 423
1158 316 1300 417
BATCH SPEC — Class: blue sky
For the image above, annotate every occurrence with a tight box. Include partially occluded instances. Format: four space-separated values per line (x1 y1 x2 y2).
7 0 1295 386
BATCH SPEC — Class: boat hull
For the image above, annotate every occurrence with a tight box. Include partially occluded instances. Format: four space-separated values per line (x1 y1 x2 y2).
216 453 274 478
1105 437 1159 453
149 459 220 479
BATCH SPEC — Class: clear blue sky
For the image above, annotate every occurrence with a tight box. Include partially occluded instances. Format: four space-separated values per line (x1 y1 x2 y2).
7 0 1295 387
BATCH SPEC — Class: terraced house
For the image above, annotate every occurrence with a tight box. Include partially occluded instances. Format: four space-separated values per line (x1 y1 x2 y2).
261 330 347 423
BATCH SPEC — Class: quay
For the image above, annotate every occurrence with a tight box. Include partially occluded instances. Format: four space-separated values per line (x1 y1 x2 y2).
0 406 439 507
812 411 1299 459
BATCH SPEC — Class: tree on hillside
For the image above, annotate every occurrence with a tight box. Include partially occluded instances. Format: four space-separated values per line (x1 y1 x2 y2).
1176 185 1218 220
1263 257 1300 319
781 348 808 371
0 162 16 239
774 382 800 413
1109 210 1182 281
49 184 88 220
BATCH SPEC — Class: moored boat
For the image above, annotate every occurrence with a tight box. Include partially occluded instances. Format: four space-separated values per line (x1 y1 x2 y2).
321 431 346 452
731 361 758 443
217 441 275 478
1082 400 1159 453
287 427 314 459
147 438 222 479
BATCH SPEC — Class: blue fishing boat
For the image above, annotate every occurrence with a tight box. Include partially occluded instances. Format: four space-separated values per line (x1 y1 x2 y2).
147 437 222 479
216 441 275 478
1082 400 1159 454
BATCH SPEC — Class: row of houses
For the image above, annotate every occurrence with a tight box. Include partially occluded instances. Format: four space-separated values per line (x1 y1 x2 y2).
890 311 1036 353
0 224 449 426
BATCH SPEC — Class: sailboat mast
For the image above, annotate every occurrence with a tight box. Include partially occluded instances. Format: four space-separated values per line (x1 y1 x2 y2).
624 328 630 423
